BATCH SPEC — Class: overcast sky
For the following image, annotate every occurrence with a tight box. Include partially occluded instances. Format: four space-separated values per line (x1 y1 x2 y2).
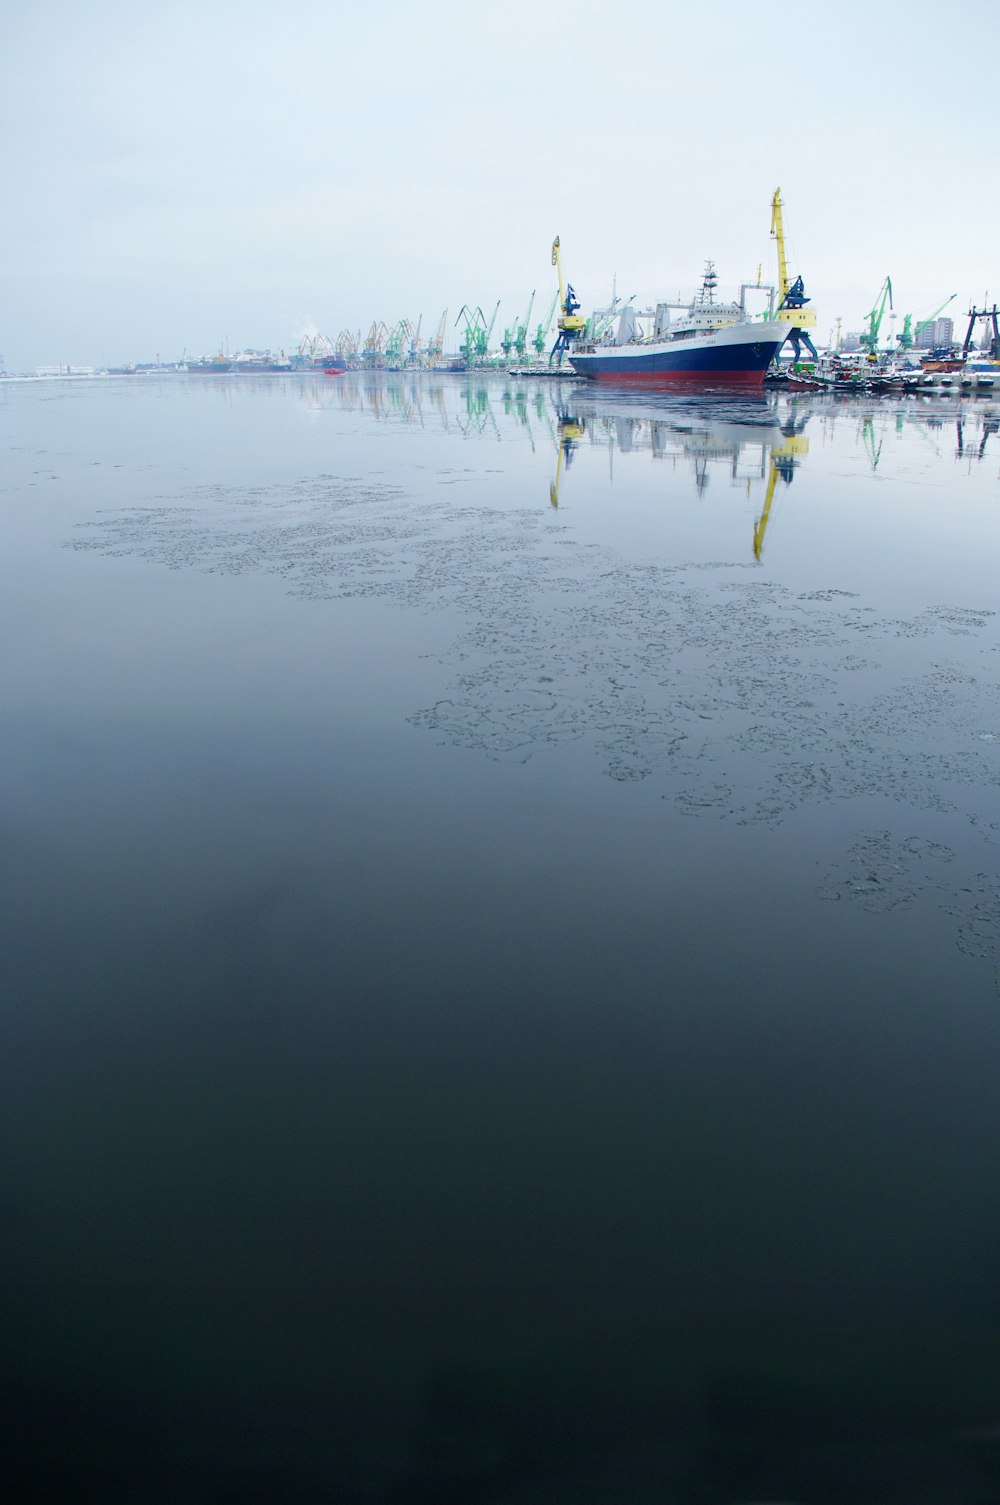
3 0 998 368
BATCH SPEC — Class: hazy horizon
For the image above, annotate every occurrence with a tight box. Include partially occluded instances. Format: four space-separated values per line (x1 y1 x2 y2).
3 0 998 370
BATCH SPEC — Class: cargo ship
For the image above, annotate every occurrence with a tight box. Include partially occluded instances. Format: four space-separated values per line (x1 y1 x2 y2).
232 353 292 373
569 263 791 387
186 355 233 373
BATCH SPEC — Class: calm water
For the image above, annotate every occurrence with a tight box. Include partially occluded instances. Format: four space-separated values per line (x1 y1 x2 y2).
3 372 1000 1502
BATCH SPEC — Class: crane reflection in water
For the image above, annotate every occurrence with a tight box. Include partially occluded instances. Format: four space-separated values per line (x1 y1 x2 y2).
544 387 1000 557
547 389 803 557
549 407 585 507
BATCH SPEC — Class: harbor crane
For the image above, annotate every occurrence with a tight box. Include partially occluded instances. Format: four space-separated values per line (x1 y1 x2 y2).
361 321 391 367
859 277 893 357
501 293 536 362
533 291 559 357
427 309 448 366
549 236 586 365
406 315 423 366
384 320 410 366
483 299 501 360
900 292 956 350
455 306 485 366
335 329 359 363
455 301 501 366
770 189 818 362
514 291 535 360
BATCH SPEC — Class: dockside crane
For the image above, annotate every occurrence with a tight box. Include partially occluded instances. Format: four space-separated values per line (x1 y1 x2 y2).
455 306 484 367
427 309 448 366
903 292 956 350
859 277 893 358
335 329 359 363
456 303 500 367
549 237 586 365
533 291 559 358
406 315 423 367
770 189 818 362
384 320 409 367
514 291 535 361
483 300 501 362
361 321 390 367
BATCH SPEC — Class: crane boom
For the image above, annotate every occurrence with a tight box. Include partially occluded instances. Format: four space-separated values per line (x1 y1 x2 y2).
551 237 567 309
770 187 817 329
770 189 789 302
860 277 893 354
915 292 957 341
549 235 586 364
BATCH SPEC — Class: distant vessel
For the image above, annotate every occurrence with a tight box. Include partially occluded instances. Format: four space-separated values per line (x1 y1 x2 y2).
186 356 232 373
232 353 292 373
569 264 791 387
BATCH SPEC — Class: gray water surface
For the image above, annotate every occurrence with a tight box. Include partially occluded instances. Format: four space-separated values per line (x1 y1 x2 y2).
3 373 1000 1502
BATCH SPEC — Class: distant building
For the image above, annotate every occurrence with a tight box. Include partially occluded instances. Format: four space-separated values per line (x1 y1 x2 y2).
916 317 953 350
840 332 861 352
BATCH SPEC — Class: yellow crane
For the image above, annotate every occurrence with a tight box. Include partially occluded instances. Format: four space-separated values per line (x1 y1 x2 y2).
549 236 586 364
770 189 818 362
549 410 585 507
753 429 809 560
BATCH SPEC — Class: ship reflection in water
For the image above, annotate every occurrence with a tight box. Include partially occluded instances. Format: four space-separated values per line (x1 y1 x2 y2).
290 371 1000 558
545 391 811 559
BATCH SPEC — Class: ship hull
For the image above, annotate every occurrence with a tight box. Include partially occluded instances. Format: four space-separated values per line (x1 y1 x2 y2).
570 323 790 387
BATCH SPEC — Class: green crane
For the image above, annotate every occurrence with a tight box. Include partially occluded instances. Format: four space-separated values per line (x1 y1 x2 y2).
532 291 559 357
500 298 533 363
482 299 501 362
456 305 487 367
859 277 893 357
514 291 535 360
455 301 500 366
913 293 957 348
384 319 409 367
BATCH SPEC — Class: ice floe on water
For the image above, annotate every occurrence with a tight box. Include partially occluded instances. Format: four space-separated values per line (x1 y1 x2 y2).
69 472 1000 988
